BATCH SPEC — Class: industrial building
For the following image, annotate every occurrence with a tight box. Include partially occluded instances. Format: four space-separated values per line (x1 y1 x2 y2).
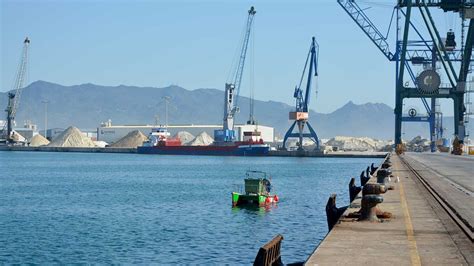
97 120 274 144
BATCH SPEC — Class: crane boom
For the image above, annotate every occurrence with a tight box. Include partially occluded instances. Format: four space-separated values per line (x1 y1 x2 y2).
217 6 256 142
3 37 30 143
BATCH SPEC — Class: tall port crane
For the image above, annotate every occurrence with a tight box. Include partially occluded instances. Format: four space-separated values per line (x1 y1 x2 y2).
215 6 256 142
3 37 30 144
338 0 473 152
282 37 320 151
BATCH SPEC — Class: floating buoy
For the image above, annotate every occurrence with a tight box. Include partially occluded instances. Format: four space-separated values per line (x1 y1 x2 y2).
265 197 271 204
274 195 279 202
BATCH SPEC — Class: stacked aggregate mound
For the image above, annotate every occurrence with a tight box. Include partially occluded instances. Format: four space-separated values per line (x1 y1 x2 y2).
47 126 95 147
110 130 148 148
11 131 26 142
285 138 317 149
173 131 195 145
188 131 214 146
29 134 50 147
406 136 431 152
325 136 391 152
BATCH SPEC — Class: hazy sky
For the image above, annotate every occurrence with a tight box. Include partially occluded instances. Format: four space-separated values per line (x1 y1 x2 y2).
1 0 465 114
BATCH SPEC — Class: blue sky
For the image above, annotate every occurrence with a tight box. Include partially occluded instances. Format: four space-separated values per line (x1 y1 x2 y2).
1 0 464 114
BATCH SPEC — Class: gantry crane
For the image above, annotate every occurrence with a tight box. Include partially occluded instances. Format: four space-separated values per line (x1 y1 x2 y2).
282 37 320 151
338 0 473 152
3 37 30 144
214 6 256 142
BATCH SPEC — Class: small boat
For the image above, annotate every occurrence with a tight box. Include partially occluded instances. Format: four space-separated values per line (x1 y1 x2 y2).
232 171 279 207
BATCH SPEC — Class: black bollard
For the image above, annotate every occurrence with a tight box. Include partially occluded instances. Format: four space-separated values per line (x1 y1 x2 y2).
358 195 384 222
377 168 392 184
325 194 347 231
362 183 387 196
370 163 377 175
349 177 361 202
360 171 370 186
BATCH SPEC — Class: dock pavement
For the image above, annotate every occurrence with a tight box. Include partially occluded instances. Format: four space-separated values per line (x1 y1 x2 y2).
306 153 473 265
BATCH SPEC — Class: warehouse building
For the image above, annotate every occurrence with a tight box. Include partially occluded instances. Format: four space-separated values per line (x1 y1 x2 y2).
97 120 274 144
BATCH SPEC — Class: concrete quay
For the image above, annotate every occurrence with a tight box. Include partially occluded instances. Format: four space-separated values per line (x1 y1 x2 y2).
0 146 136 153
0 145 386 158
307 154 473 265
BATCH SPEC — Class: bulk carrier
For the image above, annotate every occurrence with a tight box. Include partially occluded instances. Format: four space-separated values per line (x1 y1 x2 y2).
137 127 270 156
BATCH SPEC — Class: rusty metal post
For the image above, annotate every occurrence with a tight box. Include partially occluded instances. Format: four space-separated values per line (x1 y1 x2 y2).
376 168 392 184
358 195 384 222
349 177 361 202
362 183 387 196
325 194 347 231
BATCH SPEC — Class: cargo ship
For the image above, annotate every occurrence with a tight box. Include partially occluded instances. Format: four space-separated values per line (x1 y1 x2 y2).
137 126 270 156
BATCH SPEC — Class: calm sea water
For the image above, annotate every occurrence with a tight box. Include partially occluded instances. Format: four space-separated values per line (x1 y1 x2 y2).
0 151 380 264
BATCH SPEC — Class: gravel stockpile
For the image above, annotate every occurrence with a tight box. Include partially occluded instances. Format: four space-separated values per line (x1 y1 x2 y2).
325 136 391 152
173 131 195 145
47 126 95 147
110 130 148 148
29 134 50 147
188 131 214 146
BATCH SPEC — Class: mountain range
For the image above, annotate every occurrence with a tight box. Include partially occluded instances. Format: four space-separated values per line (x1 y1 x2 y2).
1 80 472 140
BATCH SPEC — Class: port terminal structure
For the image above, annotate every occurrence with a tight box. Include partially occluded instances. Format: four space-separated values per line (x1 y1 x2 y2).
339 0 474 152
282 37 321 151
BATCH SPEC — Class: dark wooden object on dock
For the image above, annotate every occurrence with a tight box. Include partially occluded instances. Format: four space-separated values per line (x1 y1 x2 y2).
253 234 284 266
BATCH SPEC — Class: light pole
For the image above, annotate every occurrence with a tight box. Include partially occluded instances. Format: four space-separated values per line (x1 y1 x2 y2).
162 96 171 126
41 100 49 137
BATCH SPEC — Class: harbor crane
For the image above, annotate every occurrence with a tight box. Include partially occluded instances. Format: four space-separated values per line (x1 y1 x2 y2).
338 0 473 153
214 6 256 142
282 37 320 151
2 37 30 144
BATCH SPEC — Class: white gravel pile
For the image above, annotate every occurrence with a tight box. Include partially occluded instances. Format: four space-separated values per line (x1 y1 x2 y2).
325 136 390 152
173 131 195 145
47 126 95 147
29 134 49 147
188 131 214 146
110 130 148 148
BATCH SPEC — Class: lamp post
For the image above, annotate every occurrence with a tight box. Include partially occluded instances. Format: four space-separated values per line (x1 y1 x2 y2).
162 96 171 126
41 100 49 137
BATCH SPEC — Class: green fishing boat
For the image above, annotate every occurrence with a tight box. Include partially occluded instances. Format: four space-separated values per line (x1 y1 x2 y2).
232 171 279 207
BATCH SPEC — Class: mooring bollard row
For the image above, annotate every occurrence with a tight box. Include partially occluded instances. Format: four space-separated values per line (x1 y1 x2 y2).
253 234 284 266
349 177 362 202
325 194 347 231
